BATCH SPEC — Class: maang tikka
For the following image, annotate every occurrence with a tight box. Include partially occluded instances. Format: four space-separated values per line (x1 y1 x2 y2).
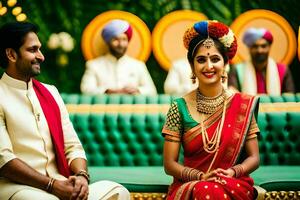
202 25 215 49
202 37 215 49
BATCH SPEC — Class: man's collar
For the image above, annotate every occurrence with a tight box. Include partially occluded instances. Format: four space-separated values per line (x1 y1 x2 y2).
106 53 127 61
1 72 33 90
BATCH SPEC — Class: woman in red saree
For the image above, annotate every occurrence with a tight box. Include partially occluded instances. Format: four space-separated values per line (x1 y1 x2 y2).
162 20 260 200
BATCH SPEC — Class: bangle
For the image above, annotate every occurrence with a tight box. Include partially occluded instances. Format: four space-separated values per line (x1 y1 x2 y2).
181 167 203 182
231 164 244 178
46 178 55 193
76 170 90 184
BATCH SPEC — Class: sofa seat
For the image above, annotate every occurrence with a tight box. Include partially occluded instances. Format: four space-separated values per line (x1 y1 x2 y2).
88 166 300 193
251 166 300 191
89 166 171 192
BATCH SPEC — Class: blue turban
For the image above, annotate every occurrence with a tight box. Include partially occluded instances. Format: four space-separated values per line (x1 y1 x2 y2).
101 19 133 43
243 28 273 47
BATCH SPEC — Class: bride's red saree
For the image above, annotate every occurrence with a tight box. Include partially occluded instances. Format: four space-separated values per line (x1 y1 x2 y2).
162 92 259 200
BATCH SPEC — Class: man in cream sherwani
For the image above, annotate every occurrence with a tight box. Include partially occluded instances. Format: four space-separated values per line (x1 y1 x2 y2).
80 19 157 95
0 22 130 200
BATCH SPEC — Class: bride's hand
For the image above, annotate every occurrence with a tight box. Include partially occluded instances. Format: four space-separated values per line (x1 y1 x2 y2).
214 168 235 177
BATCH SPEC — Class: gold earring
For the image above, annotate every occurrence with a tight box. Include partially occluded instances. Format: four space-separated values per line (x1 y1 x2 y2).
191 73 196 84
221 71 227 83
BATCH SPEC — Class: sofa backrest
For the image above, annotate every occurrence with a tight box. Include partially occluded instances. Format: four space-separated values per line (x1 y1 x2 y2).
69 109 300 166
62 94 178 104
70 113 166 166
62 93 300 104
258 112 300 165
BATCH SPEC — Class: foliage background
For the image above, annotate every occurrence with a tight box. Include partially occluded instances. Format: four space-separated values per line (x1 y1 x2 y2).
0 0 299 93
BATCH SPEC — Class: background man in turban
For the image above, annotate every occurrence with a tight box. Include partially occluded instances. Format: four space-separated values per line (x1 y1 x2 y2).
228 27 295 95
164 58 198 96
80 19 157 95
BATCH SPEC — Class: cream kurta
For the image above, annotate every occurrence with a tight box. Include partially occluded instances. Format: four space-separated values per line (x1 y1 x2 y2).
164 58 198 96
0 73 86 199
80 54 157 95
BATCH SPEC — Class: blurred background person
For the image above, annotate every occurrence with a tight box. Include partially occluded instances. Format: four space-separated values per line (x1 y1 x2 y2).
228 27 295 95
80 19 157 95
164 58 198 97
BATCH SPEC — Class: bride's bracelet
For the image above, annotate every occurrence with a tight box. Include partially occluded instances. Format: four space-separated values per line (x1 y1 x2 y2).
181 167 203 182
231 164 244 178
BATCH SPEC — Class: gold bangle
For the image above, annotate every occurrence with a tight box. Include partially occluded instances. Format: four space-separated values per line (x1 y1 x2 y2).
181 167 203 182
46 178 55 193
231 164 244 178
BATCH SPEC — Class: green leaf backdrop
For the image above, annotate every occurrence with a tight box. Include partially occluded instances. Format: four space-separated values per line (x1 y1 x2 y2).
0 0 299 93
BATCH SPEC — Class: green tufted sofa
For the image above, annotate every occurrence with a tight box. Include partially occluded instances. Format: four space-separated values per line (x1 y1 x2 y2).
65 96 300 200
61 93 300 105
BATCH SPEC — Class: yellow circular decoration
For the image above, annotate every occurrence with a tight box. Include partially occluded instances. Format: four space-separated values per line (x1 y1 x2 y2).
16 13 26 21
12 6 22 16
152 10 208 71
81 10 151 62
230 9 296 66
298 26 300 61
0 7 7 16
7 0 17 7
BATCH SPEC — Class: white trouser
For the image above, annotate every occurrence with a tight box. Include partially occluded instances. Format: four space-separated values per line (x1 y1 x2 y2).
10 180 130 200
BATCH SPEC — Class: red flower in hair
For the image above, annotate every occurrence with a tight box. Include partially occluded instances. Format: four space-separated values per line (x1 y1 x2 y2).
208 22 229 39
183 20 238 60
227 38 237 60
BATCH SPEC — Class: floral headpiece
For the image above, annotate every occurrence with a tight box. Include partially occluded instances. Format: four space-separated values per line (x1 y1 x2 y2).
183 20 237 60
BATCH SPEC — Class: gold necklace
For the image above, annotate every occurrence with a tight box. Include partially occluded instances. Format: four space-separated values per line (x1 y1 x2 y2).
200 96 227 154
196 89 225 114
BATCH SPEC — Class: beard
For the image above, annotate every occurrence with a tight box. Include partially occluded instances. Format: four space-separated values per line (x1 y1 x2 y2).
109 46 127 59
252 53 268 64
16 61 41 79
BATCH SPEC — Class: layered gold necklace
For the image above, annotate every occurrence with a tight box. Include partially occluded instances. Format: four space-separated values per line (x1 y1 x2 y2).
197 89 227 154
200 97 226 154
196 89 225 114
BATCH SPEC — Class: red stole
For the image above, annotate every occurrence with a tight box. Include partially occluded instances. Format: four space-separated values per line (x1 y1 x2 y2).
255 63 286 94
32 79 70 177
256 71 266 93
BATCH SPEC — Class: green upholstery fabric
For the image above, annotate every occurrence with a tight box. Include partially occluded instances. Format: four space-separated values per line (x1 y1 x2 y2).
70 113 165 166
258 112 300 165
70 112 300 166
251 166 300 191
89 166 171 192
62 94 178 104
62 93 300 104
258 94 300 103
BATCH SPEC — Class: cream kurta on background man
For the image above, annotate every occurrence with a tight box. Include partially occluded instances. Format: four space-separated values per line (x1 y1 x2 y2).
81 53 157 95
80 19 157 95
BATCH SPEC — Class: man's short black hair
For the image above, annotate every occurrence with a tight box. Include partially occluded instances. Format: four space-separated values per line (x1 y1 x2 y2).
0 22 39 68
